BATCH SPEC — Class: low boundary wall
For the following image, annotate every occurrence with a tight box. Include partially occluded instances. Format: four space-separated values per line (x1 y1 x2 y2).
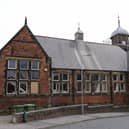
12 104 129 123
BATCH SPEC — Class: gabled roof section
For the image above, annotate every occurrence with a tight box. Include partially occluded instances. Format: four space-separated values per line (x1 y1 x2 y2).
36 36 81 69
0 22 49 57
36 35 127 71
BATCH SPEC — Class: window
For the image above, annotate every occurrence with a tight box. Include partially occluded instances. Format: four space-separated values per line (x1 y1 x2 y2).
6 59 40 95
101 82 107 93
112 73 126 93
52 73 60 81
8 60 17 69
114 83 119 93
31 60 40 70
94 82 101 93
101 74 108 93
101 74 106 80
92 74 99 81
76 73 82 92
19 71 28 80
120 74 125 81
62 73 69 81
85 72 108 94
6 81 16 95
62 82 69 93
19 81 28 94
120 83 126 92
7 70 16 80
113 74 118 81
77 73 82 80
84 82 91 93
52 72 70 94
52 82 60 93
31 71 40 80
85 73 91 93
91 74 100 93
86 73 90 80
20 60 29 70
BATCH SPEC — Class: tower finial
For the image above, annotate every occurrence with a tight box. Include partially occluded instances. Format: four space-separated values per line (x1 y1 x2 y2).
25 17 27 25
118 15 120 27
78 22 80 31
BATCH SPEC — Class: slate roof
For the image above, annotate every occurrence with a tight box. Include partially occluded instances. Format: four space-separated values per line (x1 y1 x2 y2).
36 36 127 71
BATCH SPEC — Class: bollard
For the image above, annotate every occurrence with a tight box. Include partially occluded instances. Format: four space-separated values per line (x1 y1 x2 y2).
23 111 27 123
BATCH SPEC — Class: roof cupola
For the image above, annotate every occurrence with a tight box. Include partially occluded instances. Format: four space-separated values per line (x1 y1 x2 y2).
111 16 129 46
74 23 84 40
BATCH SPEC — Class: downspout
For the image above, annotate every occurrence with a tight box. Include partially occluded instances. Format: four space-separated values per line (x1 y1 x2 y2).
48 57 52 107
126 43 129 104
109 72 113 104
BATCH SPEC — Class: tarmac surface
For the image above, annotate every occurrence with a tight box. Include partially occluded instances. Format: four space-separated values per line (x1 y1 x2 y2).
0 112 129 129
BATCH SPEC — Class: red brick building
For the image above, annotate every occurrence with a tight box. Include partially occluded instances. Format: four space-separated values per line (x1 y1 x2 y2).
0 18 129 109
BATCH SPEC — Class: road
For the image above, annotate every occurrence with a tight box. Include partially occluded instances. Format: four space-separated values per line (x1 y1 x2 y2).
49 116 129 129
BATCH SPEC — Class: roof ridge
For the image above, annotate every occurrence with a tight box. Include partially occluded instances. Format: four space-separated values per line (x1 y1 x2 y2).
36 35 122 47
35 35 74 42
85 41 118 47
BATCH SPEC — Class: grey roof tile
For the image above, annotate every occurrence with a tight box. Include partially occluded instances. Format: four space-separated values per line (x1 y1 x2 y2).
36 36 127 71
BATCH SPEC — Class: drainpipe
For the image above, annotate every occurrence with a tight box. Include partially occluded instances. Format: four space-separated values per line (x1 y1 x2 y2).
110 72 113 104
48 57 52 107
81 64 85 115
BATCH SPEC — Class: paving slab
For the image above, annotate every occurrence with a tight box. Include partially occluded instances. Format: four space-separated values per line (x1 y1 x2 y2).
0 112 129 129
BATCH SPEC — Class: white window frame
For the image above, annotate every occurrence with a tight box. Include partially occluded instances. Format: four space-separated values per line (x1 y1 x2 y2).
101 82 108 93
52 73 60 81
20 60 29 70
62 73 69 81
19 71 28 80
7 70 16 80
76 73 82 93
8 60 17 69
52 82 60 94
112 74 119 81
62 82 69 93
31 60 40 70
120 83 126 92
84 82 91 93
113 83 119 93
94 82 101 93
112 73 126 93
31 71 40 80
120 74 125 81
85 73 91 81
19 81 28 94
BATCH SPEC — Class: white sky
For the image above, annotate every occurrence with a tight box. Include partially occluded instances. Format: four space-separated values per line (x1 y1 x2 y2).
0 0 129 48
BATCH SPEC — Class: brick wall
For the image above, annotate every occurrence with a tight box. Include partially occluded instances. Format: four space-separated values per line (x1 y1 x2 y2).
75 95 111 105
0 25 50 109
0 96 49 109
51 96 72 106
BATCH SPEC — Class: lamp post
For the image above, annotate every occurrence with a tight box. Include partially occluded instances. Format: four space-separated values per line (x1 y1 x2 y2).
81 64 84 115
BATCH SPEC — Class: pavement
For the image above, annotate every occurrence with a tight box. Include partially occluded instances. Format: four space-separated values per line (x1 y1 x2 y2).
0 112 129 129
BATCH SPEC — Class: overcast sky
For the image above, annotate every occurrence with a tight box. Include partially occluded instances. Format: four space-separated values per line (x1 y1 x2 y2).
0 0 129 48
